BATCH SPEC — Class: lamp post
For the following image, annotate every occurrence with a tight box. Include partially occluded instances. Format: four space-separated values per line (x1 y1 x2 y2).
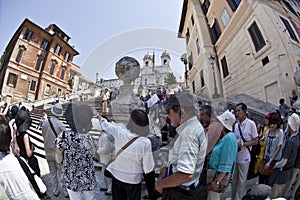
209 55 220 99
180 53 188 88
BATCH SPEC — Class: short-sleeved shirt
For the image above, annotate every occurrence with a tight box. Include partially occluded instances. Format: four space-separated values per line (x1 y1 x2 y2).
55 130 96 191
234 118 258 163
98 119 155 184
274 133 299 184
209 132 238 172
264 129 284 161
170 116 207 187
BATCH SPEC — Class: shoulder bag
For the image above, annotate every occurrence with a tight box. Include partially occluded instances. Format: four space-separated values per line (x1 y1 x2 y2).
238 124 260 179
207 164 234 193
48 118 58 137
104 136 139 178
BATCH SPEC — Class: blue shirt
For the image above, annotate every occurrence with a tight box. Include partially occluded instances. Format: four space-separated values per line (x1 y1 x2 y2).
209 132 238 173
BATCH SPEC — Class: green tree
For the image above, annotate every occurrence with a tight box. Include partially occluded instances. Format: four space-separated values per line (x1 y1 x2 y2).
68 78 74 89
165 72 177 84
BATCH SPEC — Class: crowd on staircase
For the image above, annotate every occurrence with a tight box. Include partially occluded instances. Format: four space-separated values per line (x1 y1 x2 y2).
0 89 299 200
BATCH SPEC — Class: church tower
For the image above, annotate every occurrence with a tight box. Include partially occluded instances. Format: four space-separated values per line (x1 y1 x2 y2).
161 50 171 66
143 52 153 67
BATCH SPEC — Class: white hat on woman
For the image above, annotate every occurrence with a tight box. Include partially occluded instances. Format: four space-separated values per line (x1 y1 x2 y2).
217 110 236 131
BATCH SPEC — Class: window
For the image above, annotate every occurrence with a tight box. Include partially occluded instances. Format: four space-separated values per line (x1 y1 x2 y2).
57 88 62 96
191 15 194 26
60 68 65 80
280 17 299 42
69 72 75 79
202 0 210 15
145 61 149 66
50 61 56 75
262 56 269 66
7 73 17 87
186 28 190 45
221 8 231 28
45 84 51 94
283 1 298 17
15 49 24 63
188 53 193 70
64 51 70 61
35 57 42 71
226 0 241 12
248 21 266 52
163 59 168 65
29 80 36 91
196 38 201 55
221 56 229 78
192 81 195 93
210 21 222 44
54 44 62 55
200 70 205 87
41 39 49 50
23 29 33 41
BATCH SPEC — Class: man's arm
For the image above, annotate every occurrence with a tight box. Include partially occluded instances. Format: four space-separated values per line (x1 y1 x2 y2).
155 171 193 194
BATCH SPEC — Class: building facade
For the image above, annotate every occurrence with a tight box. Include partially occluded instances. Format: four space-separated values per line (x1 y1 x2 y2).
96 51 183 96
0 18 80 103
178 0 300 105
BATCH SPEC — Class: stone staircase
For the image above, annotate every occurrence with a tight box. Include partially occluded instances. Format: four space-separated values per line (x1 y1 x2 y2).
28 98 107 160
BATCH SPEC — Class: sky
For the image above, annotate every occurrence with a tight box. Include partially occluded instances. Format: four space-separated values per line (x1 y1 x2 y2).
0 0 186 82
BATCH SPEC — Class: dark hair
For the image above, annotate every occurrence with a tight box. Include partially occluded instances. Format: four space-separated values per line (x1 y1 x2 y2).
0 115 11 151
268 112 281 128
15 110 32 133
236 103 247 111
279 98 285 104
126 109 149 136
200 105 214 118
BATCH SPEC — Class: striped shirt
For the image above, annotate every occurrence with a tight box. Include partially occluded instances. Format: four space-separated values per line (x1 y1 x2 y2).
170 116 207 187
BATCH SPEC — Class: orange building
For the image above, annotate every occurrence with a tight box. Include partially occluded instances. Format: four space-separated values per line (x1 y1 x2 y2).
0 18 79 103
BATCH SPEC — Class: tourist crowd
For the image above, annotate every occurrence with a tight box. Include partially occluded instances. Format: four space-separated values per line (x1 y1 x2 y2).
0 88 299 200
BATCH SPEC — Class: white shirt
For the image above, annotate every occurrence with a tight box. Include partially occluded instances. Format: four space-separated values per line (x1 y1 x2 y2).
0 153 40 200
234 118 258 163
98 119 155 184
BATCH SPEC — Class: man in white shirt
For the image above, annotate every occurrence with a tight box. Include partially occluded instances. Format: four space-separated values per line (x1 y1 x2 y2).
231 103 258 200
96 109 154 200
155 92 207 199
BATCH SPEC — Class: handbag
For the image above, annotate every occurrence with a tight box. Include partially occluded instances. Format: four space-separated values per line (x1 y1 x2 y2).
18 157 47 194
206 169 231 193
104 136 140 178
257 159 276 176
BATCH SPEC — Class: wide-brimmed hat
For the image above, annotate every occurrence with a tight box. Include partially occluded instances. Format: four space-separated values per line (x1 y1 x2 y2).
165 92 195 111
51 103 63 117
64 103 93 133
216 110 236 131
288 113 300 132
15 110 32 132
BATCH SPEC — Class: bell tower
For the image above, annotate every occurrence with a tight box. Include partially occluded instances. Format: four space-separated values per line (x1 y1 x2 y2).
161 50 171 66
